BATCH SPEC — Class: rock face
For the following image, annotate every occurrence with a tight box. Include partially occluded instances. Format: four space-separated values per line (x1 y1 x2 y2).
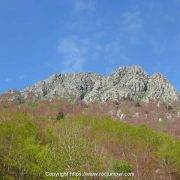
84 66 148 102
21 65 178 104
178 92 180 101
22 73 102 101
143 73 178 104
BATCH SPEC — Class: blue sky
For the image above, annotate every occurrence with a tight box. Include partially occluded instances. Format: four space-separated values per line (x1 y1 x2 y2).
0 0 180 92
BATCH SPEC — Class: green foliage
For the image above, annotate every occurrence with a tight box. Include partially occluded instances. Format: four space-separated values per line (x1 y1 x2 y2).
0 111 179 179
157 141 180 172
27 102 38 110
0 112 50 178
56 111 65 120
113 160 133 173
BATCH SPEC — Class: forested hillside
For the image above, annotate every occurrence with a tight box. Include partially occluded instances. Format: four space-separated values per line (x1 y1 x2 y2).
0 99 179 179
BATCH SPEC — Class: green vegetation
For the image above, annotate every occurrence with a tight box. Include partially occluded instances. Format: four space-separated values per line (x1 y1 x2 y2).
0 109 180 179
56 111 65 121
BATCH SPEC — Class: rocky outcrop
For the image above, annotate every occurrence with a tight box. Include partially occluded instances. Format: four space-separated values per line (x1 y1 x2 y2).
178 92 180 101
143 73 178 104
22 73 102 102
20 65 178 104
84 66 148 102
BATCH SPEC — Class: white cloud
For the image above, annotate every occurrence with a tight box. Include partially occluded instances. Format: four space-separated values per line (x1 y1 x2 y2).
56 35 133 73
74 0 95 12
120 11 143 43
105 40 130 59
19 74 28 80
4 78 12 83
57 37 89 72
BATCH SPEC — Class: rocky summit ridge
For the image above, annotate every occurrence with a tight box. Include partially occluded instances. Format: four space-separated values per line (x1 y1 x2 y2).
20 65 178 104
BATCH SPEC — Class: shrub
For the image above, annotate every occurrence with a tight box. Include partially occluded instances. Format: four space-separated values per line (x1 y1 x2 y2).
56 111 65 120
113 160 133 173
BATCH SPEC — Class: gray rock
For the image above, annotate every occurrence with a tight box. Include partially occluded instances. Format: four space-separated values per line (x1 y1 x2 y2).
19 65 178 104
84 65 148 102
178 92 180 101
143 73 178 104
22 73 102 102
116 109 126 120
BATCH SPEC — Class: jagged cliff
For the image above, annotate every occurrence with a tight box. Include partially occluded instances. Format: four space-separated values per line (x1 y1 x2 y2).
19 65 178 104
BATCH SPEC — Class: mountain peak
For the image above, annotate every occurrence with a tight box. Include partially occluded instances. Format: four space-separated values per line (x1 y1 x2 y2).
16 65 179 104
112 65 146 75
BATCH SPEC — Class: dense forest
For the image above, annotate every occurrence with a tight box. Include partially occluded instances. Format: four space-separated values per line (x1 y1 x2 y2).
0 99 179 179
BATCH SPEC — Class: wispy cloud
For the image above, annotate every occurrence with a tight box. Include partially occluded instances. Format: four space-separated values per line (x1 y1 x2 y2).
57 36 118 73
74 0 95 12
19 74 28 81
120 11 143 43
57 37 89 72
55 8 143 73
4 78 12 83
56 34 132 73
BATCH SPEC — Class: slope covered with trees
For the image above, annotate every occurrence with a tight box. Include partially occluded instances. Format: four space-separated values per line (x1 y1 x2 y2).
0 99 180 179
